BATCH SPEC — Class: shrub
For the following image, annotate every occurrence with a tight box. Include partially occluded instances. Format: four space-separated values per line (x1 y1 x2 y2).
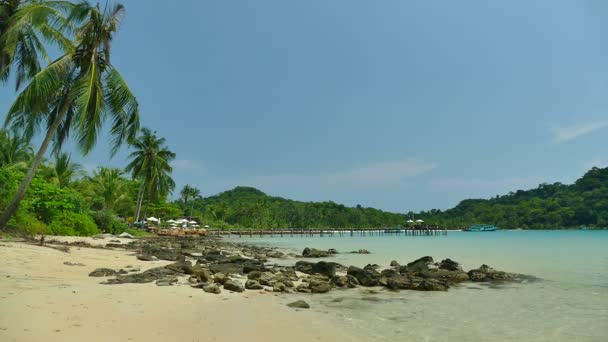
48 212 100 236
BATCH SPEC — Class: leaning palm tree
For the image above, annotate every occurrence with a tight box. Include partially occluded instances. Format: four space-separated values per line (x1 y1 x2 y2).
0 2 139 229
53 151 82 188
0 0 73 89
125 128 175 225
180 184 201 219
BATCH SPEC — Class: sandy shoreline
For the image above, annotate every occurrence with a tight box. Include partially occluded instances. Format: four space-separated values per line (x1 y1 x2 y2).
0 237 361 342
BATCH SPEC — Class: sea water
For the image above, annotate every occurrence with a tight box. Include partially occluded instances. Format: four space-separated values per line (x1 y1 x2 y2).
228 230 608 341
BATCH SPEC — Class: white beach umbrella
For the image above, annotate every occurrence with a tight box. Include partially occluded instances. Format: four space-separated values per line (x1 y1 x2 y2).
406 219 414 223
416 219 424 223
146 217 159 222
176 218 188 223
204 225 210 228
166 219 177 223
188 220 197 224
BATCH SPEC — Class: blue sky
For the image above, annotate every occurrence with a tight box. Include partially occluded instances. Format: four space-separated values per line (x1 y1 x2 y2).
1 0 607 212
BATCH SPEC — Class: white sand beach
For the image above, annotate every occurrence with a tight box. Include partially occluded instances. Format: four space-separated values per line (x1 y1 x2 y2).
0 237 360 342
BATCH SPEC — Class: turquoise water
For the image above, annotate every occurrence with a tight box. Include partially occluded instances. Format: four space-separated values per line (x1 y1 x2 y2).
229 231 608 341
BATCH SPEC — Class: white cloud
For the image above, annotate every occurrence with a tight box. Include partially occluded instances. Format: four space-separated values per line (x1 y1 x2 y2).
250 159 438 189
173 159 204 171
549 121 608 144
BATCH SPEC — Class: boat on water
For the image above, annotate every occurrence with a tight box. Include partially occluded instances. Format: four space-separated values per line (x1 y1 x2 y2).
464 224 497 232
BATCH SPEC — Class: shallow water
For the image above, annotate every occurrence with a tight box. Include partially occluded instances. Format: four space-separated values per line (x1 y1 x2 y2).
228 230 608 341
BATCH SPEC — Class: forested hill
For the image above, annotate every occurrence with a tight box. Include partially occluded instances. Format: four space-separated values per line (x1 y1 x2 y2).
192 167 608 229
419 167 608 229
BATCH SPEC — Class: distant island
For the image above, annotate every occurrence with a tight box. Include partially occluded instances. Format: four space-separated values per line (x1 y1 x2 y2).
192 167 608 230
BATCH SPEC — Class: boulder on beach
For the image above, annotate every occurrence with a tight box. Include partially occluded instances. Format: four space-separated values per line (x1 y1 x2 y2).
203 284 221 294
295 261 340 277
468 264 515 282
347 266 380 286
245 279 264 290
350 249 370 254
89 268 118 277
287 300 310 309
302 247 331 258
223 279 245 293
438 258 462 272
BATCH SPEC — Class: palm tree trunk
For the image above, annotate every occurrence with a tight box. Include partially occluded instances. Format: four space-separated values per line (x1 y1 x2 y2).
134 182 144 226
0 107 67 230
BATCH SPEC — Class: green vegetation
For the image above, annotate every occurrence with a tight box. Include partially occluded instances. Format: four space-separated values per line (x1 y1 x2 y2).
0 0 139 229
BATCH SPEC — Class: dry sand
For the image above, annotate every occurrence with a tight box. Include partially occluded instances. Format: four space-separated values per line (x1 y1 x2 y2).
0 237 361 342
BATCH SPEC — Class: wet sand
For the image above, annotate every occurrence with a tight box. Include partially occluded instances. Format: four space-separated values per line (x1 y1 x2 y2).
0 237 360 342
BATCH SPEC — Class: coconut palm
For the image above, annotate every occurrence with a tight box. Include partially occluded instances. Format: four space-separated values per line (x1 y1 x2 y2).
0 128 33 167
125 128 175 225
88 167 128 213
0 1 139 229
0 0 73 90
180 184 201 219
53 152 82 188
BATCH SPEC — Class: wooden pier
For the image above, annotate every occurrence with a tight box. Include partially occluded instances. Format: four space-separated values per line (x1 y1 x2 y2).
211 228 449 238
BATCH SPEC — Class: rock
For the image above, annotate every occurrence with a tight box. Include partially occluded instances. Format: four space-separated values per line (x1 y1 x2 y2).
136 254 158 262
209 257 266 274
266 251 285 259
103 267 178 284
287 300 310 309
422 269 469 284
245 280 264 290
468 265 515 282
413 278 448 291
191 266 212 283
331 275 349 287
404 256 434 273
89 268 117 277
165 260 193 274
223 279 244 293
203 284 221 294
327 248 338 254
213 272 228 285
258 272 276 286
347 275 360 287
347 266 380 286
354 249 370 254
302 247 330 258
380 269 400 278
273 282 287 292
296 284 311 293
118 232 134 239
295 261 339 277
310 281 332 293
155 276 178 286
390 260 400 267
141 245 181 261
247 271 262 280
64 262 85 266
438 258 462 272
385 275 412 290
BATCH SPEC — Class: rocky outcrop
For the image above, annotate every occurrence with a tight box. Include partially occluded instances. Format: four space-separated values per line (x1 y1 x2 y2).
438 258 462 272
203 284 221 294
350 249 371 254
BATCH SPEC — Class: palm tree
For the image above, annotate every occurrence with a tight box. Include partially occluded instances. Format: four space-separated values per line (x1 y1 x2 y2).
53 152 82 188
125 128 175 225
0 2 139 229
0 128 33 167
88 167 128 213
180 184 201 219
0 0 73 89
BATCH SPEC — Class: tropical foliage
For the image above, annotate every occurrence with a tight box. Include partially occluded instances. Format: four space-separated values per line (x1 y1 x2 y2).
0 0 139 228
